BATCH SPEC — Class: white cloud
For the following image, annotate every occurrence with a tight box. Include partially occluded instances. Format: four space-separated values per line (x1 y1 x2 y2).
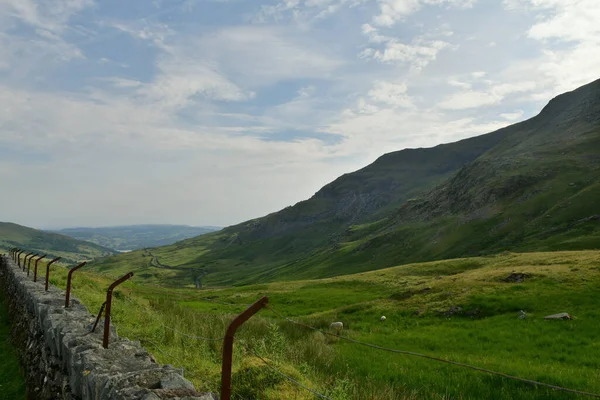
500 110 524 121
106 24 342 111
361 26 450 72
373 0 476 27
253 0 365 24
501 0 600 96
298 85 316 98
438 90 496 109
448 79 471 89
140 59 254 108
0 0 93 33
194 26 344 87
367 80 413 108
438 81 537 110
0 0 93 76
101 77 143 88
373 0 421 26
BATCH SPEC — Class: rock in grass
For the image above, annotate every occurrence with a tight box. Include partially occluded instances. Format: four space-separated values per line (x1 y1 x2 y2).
503 273 530 283
544 313 572 320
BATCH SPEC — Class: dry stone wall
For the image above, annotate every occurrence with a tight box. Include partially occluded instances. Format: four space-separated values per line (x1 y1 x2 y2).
0 255 216 400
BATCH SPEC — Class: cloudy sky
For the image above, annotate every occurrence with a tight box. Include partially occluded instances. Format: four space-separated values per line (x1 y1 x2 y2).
1 0 599 229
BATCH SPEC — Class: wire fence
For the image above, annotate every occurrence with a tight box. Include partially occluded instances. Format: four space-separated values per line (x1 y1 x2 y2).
121 294 226 342
249 349 333 400
6 252 600 399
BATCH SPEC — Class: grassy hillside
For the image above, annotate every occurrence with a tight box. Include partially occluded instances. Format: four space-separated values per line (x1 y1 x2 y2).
89 78 600 287
42 250 600 399
0 222 116 263
52 224 221 251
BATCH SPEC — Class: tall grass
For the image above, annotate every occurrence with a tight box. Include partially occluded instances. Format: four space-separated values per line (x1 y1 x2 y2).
38 250 600 399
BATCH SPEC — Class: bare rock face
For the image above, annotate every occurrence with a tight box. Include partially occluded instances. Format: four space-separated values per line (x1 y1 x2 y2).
0 256 216 400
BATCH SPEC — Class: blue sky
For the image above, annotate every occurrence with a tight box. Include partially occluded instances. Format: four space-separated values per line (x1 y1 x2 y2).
1 0 599 229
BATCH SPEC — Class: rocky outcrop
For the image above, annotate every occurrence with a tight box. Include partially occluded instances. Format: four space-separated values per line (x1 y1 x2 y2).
0 255 216 400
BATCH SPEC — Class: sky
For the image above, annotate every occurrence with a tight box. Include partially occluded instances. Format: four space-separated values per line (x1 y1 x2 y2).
1 0 599 229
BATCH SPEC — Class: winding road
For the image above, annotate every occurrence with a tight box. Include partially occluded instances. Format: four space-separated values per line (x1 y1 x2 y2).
143 249 207 288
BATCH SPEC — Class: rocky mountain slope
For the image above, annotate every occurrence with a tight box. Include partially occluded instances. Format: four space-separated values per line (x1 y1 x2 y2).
89 78 600 287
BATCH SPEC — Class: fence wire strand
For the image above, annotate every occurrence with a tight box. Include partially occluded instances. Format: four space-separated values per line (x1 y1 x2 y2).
266 305 600 399
249 350 333 400
120 295 226 342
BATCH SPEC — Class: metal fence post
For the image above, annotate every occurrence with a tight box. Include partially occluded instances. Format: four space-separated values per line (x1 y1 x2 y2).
33 255 46 282
17 250 25 266
23 252 34 271
221 296 269 400
27 254 39 276
44 257 61 290
65 262 86 307
102 272 134 349
27 254 38 274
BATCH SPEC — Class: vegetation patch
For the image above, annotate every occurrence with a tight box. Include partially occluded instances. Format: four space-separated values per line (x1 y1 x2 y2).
30 250 600 399
0 296 26 399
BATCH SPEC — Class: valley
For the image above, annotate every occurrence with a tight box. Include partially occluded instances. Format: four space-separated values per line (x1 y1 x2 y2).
51 224 221 251
3 79 600 399
36 250 600 399
0 222 116 263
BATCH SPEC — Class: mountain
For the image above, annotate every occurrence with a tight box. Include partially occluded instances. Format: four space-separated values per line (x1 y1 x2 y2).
52 225 221 251
89 78 600 287
0 222 117 263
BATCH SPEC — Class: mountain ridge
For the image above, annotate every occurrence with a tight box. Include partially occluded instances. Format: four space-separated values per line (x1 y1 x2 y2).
0 222 116 263
89 78 600 287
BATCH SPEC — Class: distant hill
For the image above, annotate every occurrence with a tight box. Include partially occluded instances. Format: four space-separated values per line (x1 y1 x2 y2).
89 78 600 287
52 225 221 251
0 222 116 263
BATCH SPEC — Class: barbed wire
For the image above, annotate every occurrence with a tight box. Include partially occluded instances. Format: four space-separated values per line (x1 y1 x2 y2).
266 305 600 399
249 350 332 400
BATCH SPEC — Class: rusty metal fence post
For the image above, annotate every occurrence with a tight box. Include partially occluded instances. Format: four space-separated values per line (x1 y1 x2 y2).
102 272 134 349
220 296 269 400
44 257 61 290
65 262 86 307
23 252 34 271
33 255 46 282
17 250 25 266
27 254 38 275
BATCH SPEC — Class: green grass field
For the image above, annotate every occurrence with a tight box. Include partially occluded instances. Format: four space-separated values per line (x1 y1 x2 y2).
32 250 600 399
0 296 26 400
